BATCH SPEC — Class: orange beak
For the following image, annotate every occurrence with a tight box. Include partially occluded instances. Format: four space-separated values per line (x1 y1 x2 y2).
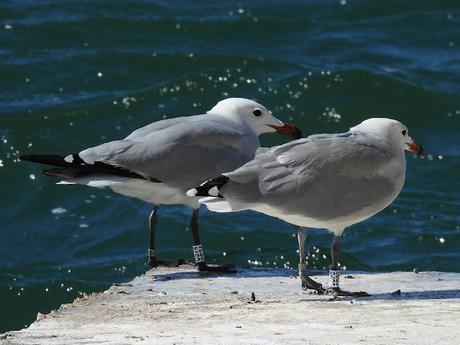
269 122 303 139
407 139 424 158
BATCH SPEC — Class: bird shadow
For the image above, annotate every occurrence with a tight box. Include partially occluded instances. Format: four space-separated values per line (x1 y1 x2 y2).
363 289 460 301
151 266 296 281
151 266 460 301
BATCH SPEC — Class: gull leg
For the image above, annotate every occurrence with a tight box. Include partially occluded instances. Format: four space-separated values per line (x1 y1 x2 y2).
148 206 184 268
147 205 160 267
298 227 307 289
328 234 370 297
191 209 235 274
298 227 325 294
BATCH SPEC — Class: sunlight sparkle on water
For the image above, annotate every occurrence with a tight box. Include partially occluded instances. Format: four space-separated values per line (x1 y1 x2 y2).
51 207 67 214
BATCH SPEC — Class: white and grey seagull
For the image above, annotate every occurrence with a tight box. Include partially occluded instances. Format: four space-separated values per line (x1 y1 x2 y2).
20 98 302 272
189 118 424 290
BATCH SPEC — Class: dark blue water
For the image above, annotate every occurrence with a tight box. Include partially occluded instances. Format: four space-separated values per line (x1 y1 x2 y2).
1 0 460 332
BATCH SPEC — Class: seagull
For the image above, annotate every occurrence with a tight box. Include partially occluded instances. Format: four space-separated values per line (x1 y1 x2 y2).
188 118 424 290
20 98 302 273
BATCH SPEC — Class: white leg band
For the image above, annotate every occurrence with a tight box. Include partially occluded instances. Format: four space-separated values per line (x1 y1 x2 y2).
148 249 156 257
193 244 205 263
329 269 340 289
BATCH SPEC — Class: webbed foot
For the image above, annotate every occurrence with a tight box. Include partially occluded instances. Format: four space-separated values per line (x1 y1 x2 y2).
327 287 371 297
300 275 327 294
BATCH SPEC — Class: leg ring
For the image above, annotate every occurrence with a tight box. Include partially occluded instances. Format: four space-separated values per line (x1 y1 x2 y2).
192 244 205 263
329 269 340 289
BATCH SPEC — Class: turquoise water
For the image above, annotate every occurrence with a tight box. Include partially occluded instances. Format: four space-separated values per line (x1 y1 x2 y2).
1 0 460 332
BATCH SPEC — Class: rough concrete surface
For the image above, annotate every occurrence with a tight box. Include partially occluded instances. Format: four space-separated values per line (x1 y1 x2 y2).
1 265 459 345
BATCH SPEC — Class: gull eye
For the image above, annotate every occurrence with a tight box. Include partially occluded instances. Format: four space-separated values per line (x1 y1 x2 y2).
402 130 407 136
253 109 262 117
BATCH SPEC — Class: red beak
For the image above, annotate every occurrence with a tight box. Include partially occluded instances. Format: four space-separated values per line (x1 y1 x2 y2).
269 122 303 139
407 139 424 158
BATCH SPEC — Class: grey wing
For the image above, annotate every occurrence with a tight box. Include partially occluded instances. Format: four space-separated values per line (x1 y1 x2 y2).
224 132 396 219
225 132 370 191
269 131 390 181
124 116 186 140
77 116 191 165
79 115 257 190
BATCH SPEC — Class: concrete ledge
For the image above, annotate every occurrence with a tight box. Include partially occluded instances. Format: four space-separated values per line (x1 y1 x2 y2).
2 266 460 344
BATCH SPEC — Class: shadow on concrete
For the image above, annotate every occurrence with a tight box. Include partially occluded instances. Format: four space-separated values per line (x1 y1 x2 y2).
364 289 460 301
151 266 304 282
150 266 460 301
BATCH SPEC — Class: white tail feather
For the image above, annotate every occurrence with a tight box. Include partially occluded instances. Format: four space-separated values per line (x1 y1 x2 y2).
186 188 198 197
57 177 128 188
199 197 233 212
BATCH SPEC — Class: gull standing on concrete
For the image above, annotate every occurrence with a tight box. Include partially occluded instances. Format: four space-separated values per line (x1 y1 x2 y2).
21 98 302 272
189 118 424 290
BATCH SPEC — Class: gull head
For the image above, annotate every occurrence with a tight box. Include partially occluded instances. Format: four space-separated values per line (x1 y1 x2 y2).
351 118 424 158
208 98 302 139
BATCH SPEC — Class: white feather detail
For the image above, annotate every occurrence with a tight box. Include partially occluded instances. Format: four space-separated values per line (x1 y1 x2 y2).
186 188 198 197
209 186 219 196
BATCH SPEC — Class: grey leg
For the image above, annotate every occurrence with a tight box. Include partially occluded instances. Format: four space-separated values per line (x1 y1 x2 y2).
148 205 159 267
190 208 235 273
297 227 325 293
331 235 340 270
298 227 307 287
328 235 370 297
148 205 185 268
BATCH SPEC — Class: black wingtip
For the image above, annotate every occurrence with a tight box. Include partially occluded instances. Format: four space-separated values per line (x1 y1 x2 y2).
19 154 71 167
188 175 229 198
21 153 162 183
20 154 40 162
